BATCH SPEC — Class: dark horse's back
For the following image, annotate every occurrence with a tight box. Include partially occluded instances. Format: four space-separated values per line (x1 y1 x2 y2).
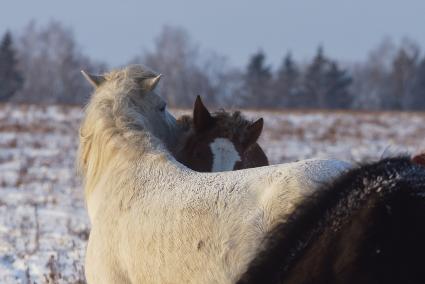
238 157 425 284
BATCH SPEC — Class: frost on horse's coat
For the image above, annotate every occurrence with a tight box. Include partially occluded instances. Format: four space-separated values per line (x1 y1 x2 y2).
78 65 351 284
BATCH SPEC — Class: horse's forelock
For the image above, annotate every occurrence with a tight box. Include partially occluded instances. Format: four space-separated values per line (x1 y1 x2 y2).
209 110 253 143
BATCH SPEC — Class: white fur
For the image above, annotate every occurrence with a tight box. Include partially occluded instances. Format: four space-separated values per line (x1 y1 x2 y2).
78 65 353 284
210 138 241 172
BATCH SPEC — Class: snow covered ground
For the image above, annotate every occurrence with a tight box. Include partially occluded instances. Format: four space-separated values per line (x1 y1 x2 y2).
1 104 425 283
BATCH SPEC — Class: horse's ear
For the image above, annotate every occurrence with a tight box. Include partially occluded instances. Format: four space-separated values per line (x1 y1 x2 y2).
144 74 162 91
193 95 214 132
81 70 105 88
243 118 263 147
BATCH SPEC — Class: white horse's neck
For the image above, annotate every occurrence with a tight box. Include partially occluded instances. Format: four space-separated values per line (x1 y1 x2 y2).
84 120 184 222
86 149 182 222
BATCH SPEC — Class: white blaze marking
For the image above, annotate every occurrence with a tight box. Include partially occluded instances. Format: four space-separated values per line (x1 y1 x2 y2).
209 138 241 172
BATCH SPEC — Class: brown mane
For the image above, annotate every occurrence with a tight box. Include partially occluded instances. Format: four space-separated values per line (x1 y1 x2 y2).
177 110 256 143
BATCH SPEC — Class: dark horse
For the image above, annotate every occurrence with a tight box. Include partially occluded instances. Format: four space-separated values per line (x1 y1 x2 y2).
238 156 425 284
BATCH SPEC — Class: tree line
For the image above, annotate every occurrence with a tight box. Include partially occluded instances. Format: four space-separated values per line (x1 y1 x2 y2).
1 21 425 110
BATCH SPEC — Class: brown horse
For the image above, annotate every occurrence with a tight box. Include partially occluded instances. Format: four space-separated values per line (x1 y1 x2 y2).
176 96 269 172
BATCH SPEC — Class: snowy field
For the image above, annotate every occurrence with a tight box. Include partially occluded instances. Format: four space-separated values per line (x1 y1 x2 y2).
1 103 425 283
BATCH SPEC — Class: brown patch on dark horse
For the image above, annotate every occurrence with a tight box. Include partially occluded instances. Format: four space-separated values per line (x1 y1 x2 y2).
412 153 425 167
176 96 268 172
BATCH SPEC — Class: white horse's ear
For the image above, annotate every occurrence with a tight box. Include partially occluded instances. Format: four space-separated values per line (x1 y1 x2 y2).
144 74 162 91
81 70 105 88
193 95 214 132
243 118 263 147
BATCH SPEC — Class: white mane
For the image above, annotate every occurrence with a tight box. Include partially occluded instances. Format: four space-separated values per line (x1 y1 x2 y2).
78 66 175 198
78 65 352 283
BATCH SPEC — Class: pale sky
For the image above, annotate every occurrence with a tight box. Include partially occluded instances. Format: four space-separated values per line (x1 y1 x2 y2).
1 0 424 68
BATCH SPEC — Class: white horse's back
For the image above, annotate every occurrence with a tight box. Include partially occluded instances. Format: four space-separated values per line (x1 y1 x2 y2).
87 158 350 283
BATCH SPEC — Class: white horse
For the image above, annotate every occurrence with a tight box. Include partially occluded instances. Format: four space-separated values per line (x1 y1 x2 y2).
78 65 351 284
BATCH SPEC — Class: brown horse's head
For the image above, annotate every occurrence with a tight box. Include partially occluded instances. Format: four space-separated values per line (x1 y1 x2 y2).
176 96 268 172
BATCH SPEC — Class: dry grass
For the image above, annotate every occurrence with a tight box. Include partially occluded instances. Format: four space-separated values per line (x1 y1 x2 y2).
1 104 424 282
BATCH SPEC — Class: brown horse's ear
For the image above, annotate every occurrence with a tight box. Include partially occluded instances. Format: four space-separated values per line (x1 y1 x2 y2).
243 118 263 147
81 70 105 88
193 95 214 132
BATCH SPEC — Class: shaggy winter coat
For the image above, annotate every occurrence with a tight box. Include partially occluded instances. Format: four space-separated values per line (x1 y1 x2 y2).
78 65 351 283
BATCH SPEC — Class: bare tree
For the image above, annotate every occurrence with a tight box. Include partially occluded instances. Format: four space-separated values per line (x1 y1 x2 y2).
132 26 202 107
12 21 105 104
390 39 420 110
350 39 396 110
350 38 422 110
132 26 238 108
7 20 425 111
